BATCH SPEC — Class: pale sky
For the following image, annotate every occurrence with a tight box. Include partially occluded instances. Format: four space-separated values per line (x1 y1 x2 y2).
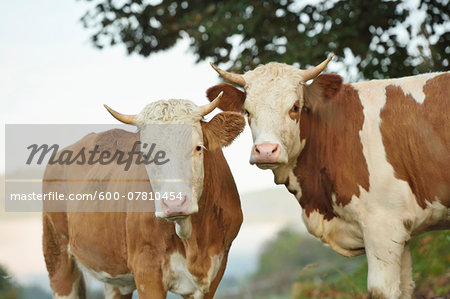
0 0 277 194
0 0 305 290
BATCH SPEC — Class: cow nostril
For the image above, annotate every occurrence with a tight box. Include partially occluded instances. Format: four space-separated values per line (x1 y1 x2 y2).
272 145 278 153
255 147 260 154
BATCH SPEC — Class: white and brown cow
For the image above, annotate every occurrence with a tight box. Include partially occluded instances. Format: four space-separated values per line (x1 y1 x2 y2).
207 57 449 299
42 94 245 298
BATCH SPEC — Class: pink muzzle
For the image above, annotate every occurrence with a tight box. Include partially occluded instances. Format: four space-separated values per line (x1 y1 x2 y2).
252 143 282 163
161 195 190 218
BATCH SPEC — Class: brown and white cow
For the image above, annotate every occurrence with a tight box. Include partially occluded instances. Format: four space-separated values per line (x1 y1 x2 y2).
207 57 449 299
42 94 245 298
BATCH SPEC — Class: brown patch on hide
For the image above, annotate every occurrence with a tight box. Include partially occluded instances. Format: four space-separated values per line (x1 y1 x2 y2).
380 73 450 208
296 82 370 220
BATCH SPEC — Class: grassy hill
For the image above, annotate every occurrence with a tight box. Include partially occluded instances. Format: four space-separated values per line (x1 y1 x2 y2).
217 228 450 299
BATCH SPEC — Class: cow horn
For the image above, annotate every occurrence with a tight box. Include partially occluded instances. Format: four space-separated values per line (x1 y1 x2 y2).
301 53 334 81
199 91 223 116
104 105 136 125
210 62 246 87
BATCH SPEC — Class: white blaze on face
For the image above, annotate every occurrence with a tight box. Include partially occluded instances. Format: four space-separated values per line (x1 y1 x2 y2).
243 63 306 168
136 100 205 221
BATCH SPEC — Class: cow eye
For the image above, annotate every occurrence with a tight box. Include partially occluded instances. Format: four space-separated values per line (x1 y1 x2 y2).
291 104 300 112
196 145 206 152
244 109 250 117
289 101 301 121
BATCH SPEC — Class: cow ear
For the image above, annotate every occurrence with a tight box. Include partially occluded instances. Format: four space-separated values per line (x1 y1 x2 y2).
304 74 343 109
206 83 246 113
201 112 245 151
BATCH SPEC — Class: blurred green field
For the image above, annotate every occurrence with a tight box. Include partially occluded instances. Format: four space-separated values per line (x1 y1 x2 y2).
217 229 449 299
292 230 450 299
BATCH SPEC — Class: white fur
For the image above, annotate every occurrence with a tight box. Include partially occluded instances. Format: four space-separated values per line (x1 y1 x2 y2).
103 283 130 299
287 170 302 198
166 252 223 298
367 72 438 104
75 259 135 296
136 99 206 236
103 283 116 298
175 216 193 239
244 63 305 166
136 99 202 126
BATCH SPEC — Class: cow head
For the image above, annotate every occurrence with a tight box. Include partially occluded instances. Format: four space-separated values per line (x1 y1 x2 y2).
207 55 341 174
104 92 244 239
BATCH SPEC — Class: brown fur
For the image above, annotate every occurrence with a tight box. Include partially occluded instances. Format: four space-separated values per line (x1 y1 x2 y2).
42 213 85 297
202 112 245 151
295 80 370 220
403 219 413 232
43 113 244 298
380 73 450 208
206 83 246 112
304 74 343 109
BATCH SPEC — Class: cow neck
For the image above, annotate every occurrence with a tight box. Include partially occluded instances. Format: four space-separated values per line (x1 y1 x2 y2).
181 147 242 272
292 83 370 221
191 147 241 242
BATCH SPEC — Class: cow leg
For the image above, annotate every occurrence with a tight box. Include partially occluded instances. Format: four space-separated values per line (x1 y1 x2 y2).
363 218 410 299
43 213 86 299
203 254 228 299
134 280 167 299
133 267 167 299
104 283 133 299
180 254 229 299
399 242 414 299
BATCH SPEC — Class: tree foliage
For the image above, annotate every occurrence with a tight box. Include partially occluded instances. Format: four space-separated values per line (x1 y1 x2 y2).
80 0 449 79
0 265 53 299
0 265 20 299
